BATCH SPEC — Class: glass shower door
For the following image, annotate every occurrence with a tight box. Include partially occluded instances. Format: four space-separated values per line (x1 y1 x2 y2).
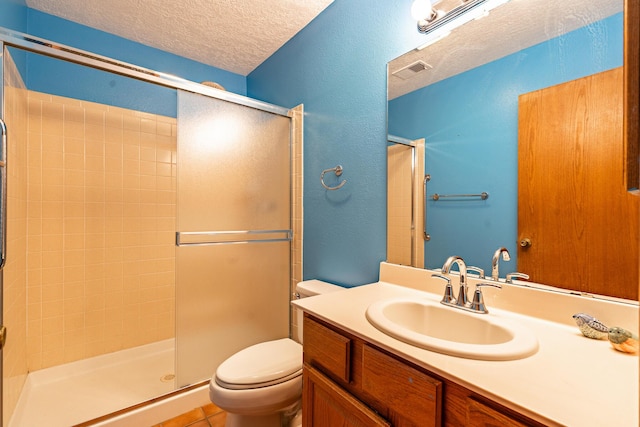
2 43 182 425
176 90 292 386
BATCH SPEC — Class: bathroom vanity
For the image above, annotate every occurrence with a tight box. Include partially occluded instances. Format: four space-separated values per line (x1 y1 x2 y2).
293 262 639 427
303 315 544 426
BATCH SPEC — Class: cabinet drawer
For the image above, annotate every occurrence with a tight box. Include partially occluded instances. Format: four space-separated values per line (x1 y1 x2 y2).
304 315 352 382
362 344 442 427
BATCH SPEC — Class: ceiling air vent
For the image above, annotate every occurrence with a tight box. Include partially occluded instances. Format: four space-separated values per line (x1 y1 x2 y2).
392 60 433 80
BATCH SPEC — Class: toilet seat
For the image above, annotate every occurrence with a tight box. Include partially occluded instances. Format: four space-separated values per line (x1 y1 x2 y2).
215 338 302 390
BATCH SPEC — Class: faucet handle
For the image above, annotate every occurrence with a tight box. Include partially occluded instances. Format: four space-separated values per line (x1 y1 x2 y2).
466 266 485 279
506 272 530 284
470 283 502 313
432 274 456 305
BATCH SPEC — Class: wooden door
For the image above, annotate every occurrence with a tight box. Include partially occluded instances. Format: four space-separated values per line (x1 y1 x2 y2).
518 67 639 300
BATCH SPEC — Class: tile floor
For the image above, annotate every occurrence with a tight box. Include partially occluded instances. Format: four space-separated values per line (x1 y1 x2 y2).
153 403 226 427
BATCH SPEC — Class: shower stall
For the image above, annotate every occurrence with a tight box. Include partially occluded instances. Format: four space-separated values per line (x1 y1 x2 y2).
0 29 303 427
386 135 424 268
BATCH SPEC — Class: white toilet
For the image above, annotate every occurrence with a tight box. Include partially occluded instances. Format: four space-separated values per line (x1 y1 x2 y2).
209 280 343 427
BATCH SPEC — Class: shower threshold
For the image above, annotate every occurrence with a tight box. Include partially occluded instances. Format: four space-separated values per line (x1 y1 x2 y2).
10 339 176 427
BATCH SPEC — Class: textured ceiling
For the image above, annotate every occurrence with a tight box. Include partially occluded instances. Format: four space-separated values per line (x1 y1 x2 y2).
25 0 334 76
389 0 623 99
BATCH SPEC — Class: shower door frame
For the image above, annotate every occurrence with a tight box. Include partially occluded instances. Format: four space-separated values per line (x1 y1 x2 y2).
0 28 289 116
0 26 298 424
0 35 5 425
386 135 425 268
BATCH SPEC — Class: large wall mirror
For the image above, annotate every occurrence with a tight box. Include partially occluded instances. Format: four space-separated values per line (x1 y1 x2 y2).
387 0 639 301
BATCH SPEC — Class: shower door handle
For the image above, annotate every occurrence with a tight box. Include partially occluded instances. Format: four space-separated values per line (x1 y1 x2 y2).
0 119 7 270
176 230 292 246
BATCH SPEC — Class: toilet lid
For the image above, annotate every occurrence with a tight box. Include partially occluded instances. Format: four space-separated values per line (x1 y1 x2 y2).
216 338 302 389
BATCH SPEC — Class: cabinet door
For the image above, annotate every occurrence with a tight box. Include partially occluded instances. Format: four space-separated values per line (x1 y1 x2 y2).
362 345 442 427
466 398 530 427
303 366 390 427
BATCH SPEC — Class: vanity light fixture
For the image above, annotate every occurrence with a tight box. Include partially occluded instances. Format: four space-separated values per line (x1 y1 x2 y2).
411 0 511 35
411 0 439 27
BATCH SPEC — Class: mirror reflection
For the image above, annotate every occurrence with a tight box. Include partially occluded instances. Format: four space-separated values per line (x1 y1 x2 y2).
387 0 638 300
387 135 425 268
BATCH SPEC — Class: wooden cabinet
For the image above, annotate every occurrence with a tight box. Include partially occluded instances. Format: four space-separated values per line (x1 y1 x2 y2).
466 398 530 427
303 366 389 427
361 344 441 426
303 315 442 426
304 314 352 383
302 314 547 427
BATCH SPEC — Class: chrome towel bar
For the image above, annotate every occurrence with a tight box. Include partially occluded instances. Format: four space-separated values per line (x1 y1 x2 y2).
431 192 489 201
424 173 489 242
423 174 430 241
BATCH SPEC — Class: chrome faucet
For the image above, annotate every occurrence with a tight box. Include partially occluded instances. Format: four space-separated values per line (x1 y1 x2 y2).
466 266 485 279
441 255 469 307
506 272 530 283
433 256 502 314
469 283 502 313
491 247 510 281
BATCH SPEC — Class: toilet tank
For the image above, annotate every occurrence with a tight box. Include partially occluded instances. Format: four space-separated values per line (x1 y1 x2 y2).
293 280 343 343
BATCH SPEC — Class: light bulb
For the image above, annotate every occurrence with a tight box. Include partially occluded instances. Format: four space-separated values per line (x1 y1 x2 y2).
411 0 434 20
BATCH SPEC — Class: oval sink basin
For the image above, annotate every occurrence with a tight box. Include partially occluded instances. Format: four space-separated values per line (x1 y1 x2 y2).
366 298 538 360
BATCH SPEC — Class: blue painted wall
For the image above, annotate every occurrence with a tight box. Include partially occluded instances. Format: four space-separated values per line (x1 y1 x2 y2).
3 8 246 117
25 10 246 97
20 50 179 117
1 0 623 286
247 0 424 286
388 13 622 274
0 0 26 32
0 0 27 74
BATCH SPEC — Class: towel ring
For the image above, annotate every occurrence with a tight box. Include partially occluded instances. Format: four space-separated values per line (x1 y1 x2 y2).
320 165 347 190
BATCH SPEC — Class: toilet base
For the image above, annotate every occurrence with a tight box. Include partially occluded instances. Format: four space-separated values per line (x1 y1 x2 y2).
289 409 302 427
210 367 302 427
224 412 281 427
224 402 300 427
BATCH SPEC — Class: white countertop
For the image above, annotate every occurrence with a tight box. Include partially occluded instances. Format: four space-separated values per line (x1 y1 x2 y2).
293 263 639 427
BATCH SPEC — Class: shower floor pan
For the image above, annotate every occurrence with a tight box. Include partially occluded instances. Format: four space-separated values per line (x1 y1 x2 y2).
10 339 176 427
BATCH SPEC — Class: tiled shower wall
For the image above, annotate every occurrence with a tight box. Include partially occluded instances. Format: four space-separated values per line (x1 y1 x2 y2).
387 144 413 266
412 141 424 269
26 92 177 370
387 141 424 268
3 53 29 427
3 68 302 425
